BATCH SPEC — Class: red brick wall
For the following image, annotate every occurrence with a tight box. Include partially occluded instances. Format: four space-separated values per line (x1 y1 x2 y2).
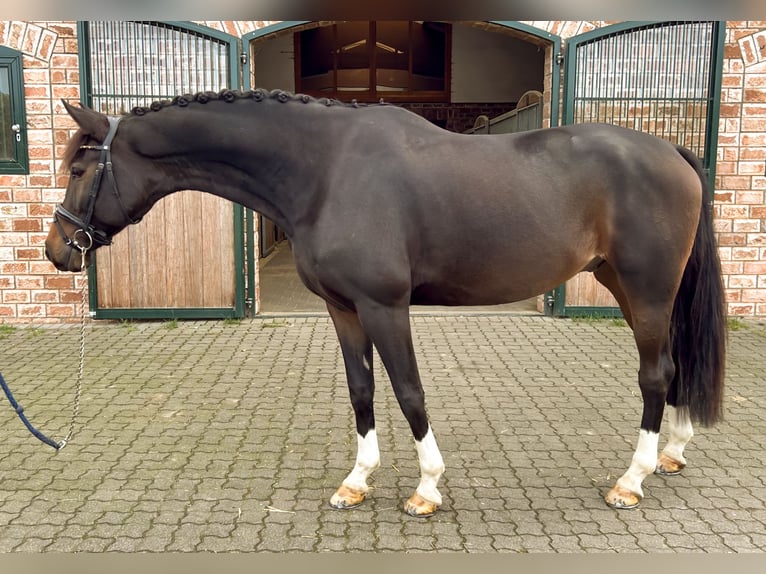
1 20 765 322
715 22 766 316
0 21 82 323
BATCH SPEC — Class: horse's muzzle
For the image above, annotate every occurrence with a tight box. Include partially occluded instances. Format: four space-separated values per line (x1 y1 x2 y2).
44 229 88 273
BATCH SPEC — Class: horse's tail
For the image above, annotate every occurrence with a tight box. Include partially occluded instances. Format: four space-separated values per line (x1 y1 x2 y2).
667 146 727 426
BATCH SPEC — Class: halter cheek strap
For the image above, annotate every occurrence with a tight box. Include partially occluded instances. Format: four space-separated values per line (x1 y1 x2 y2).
54 115 141 250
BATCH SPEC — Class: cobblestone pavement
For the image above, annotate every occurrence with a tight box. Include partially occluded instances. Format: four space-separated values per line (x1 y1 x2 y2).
0 315 765 553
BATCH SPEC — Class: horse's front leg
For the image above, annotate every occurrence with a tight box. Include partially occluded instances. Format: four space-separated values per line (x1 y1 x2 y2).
327 304 380 509
357 303 445 517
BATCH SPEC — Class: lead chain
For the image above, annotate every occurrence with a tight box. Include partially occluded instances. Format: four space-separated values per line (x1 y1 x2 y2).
58 247 88 448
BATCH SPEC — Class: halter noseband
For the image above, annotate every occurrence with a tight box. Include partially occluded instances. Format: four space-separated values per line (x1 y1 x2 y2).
54 115 140 251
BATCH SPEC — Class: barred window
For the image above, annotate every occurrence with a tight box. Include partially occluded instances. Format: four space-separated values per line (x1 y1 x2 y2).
84 21 230 115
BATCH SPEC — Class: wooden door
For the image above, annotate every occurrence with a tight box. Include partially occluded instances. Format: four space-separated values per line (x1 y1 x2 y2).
92 192 238 312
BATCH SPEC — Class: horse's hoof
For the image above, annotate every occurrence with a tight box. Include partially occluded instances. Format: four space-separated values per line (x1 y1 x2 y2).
403 493 439 517
655 453 686 476
329 485 366 509
604 485 642 510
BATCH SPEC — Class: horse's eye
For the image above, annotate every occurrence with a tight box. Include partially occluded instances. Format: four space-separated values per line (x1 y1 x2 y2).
70 166 85 178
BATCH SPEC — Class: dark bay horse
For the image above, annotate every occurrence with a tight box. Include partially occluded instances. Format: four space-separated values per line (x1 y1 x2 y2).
46 89 726 516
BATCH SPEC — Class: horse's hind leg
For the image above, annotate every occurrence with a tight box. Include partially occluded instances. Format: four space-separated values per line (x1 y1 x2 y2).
604 303 676 509
656 405 693 475
595 263 694 479
326 304 380 509
355 302 445 517
594 262 633 327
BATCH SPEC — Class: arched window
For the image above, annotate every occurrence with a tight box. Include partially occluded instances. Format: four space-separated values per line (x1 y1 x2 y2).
296 22 451 102
0 46 28 174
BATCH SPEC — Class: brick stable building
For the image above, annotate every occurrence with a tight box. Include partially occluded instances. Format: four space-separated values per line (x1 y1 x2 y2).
1 20 765 323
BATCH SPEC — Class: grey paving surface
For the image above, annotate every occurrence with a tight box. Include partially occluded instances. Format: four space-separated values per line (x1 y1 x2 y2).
0 315 765 553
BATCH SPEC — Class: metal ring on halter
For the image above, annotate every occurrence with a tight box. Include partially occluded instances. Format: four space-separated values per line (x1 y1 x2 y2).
72 229 94 252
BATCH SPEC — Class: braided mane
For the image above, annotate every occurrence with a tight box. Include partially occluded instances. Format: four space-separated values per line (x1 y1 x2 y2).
62 89 387 169
131 88 390 116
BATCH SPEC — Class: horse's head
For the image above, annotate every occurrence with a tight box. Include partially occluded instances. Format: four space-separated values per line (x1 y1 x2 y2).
45 102 144 272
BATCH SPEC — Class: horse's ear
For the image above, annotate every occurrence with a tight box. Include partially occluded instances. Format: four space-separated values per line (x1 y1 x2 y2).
62 100 109 141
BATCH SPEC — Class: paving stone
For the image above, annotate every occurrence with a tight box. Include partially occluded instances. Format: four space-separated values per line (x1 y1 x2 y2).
0 316 764 552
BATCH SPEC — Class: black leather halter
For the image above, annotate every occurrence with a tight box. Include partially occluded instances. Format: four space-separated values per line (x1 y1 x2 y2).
54 116 140 251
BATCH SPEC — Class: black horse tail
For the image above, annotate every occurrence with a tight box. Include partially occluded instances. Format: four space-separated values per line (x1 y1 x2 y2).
667 146 727 427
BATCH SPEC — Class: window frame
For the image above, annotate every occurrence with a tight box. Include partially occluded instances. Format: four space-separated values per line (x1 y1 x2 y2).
0 46 28 174
294 21 452 103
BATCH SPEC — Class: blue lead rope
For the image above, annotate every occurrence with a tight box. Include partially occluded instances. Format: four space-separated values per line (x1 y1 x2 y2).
0 371 64 450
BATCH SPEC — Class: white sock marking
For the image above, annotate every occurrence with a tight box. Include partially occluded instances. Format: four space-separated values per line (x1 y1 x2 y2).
662 406 693 464
616 429 659 498
341 429 380 493
415 425 445 505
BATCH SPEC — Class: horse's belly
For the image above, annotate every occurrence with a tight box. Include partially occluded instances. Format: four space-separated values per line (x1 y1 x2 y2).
410 253 589 307
410 278 548 307
410 291 529 307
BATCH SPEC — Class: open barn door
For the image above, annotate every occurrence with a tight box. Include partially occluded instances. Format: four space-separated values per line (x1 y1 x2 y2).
546 21 725 317
78 21 246 319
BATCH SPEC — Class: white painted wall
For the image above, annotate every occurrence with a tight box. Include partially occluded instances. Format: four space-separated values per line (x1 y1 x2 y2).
253 33 295 92
451 25 544 103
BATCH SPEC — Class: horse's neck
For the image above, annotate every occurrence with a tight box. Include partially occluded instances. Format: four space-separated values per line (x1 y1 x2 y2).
133 102 336 235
